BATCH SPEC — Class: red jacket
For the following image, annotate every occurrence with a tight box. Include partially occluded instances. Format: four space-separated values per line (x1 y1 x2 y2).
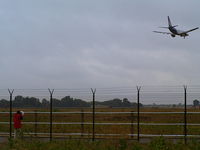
13 113 22 129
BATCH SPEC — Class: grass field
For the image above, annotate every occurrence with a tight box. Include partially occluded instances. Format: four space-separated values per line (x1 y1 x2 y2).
1 137 200 150
0 107 200 140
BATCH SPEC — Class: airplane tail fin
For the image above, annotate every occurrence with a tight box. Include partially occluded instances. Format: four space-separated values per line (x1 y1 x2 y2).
168 16 172 27
158 16 177 29
168 16 178 28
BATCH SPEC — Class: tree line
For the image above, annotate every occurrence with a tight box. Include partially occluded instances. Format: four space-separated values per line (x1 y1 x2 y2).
0 95 142 108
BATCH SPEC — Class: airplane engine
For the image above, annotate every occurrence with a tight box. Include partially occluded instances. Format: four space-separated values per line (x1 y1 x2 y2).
171 34 175 37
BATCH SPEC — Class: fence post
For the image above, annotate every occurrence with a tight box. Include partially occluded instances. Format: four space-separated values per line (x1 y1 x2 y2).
183 85 187 144
91 88 96 141
81 109 84 138
131 111 134 139
48 89 54 142
137 86 141 142
34 110 38 137
8 89 14 138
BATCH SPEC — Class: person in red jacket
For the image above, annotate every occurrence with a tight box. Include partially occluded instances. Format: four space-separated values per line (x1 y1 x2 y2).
13 110 23 138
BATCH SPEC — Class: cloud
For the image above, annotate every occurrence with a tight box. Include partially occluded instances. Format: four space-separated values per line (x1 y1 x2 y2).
0 0 200 93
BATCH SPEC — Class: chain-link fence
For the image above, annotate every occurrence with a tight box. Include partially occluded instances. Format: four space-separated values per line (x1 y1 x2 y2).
1 86 200 143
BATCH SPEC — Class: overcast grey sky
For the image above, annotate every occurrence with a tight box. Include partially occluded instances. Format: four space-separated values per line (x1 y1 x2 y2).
0 0 200 89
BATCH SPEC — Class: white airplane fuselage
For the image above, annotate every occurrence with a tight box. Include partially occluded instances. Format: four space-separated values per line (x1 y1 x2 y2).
169 27 188 37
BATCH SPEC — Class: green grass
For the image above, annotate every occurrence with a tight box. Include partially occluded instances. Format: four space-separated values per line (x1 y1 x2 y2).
1 137 200 150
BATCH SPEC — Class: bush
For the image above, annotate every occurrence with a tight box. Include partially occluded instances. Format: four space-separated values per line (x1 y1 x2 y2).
149 137 170 150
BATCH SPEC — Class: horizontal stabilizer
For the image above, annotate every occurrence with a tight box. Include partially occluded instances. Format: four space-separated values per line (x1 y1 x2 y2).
159 26 169 29
172 25 178 28
153 31 172 35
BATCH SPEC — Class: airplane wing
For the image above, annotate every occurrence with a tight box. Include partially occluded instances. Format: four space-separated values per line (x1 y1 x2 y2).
184 27 199 33
153 31 172 35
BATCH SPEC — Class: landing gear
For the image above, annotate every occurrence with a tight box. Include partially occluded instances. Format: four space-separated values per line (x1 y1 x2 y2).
171 34 176 38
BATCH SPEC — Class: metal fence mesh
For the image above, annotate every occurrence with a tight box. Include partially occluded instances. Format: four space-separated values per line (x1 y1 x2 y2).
0 85 200 142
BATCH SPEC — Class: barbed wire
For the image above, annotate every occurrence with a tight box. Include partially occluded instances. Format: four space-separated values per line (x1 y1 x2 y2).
0 85 199 104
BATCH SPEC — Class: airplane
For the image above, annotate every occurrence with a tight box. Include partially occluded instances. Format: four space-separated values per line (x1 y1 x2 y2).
153 16 199 38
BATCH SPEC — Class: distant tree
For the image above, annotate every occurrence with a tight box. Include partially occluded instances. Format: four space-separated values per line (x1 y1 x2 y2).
193 99 199 107
61 96 74 107
122 98 131 107
73 99 90 107
178 103 182 107
0 95 142 108
23 97 41 107
0 99 9 107
13 96 41 108
13 96 24 107
172 104 176 108
53 98 61 107
101 98 122 107
60 96 90 107
42 99 49 107
96 98 141 108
